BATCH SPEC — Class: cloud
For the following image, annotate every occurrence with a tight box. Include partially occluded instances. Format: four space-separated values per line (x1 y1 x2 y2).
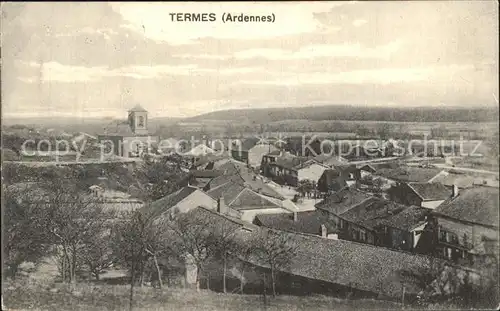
110 2 347 45
54 27 118 40
352 19 367 27
17 60 261 82
236 65 474 86
172 54 227 60
233 40 403 60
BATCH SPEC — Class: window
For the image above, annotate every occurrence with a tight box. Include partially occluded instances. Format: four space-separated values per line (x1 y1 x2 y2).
137 116 145 127
360 229 367 242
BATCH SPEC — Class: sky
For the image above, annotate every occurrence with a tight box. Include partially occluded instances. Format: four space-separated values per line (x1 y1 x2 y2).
1 1 499 119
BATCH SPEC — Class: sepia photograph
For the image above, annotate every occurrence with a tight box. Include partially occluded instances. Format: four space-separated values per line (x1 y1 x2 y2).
1 1 499 310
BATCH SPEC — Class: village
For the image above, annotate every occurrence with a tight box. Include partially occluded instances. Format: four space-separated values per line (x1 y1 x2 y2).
2 105 499 310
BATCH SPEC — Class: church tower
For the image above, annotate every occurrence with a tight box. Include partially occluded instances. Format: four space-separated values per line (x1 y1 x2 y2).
128 104 149 136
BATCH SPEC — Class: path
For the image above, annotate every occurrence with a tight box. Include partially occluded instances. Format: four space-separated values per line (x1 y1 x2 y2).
434 164 499 176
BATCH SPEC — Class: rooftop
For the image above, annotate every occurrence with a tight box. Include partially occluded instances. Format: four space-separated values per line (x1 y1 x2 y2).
272 155 311 170
128 104 148 112
254 210 331 235
182 206 437 298
189 169 224 178
377 205 430 231
315 187 374 216
148 186 199 217
431 172 500 189
102 120 135 136
313 154 349 167
339 198 411 230
374 166 444 183
433 186 499 227
407 182 452 201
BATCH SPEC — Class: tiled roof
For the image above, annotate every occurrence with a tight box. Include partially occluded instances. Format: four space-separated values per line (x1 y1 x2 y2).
102 120 135 136
431 173 499 189
189 169 224 178
182 206 440 298
374 166 443 183
207 182 247 204
377 205 430 231
216 160 247 175
191 154 228 168
229 188 283 210
339 198 409 230
205 168 290 211
255 210 331 235
313 154 348 167
148 186 198 217
315 187 373 216
272 155 310 170
433 186 499 227
407 182 452 201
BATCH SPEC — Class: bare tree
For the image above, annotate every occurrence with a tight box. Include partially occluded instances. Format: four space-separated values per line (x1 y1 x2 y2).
112 210 149 311
165 211 222 291
211 216 241 293
2 184 51 277
80 230 115 281
252 230 298 297
40 180 111 284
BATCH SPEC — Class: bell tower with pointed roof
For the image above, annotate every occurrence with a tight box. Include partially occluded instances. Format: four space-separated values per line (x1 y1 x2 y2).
128 104 149 135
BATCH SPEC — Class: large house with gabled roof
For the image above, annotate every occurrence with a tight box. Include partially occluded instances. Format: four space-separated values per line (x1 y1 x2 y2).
98 105 159 158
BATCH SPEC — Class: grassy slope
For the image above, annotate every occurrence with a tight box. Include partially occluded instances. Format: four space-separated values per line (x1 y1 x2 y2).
3 282 404 311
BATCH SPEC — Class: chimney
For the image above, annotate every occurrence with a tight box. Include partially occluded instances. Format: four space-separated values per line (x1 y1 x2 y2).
320 224 327 238
217 196 228 215
293 212 298 222
452 184 459 198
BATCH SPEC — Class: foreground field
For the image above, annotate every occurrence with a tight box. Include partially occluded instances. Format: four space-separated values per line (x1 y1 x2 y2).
3 282 405 311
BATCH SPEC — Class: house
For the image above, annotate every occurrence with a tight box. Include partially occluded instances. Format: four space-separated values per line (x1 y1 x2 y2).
204 169 298 222
159 204 448 300
260 153 313 186
253 210 336 238
375 205 432 253
317 165 361 193
315 187 374 230
148 186 218 218
231 138 278 168
432 186 499 266
189 154 227 170
98 105 159 158
185 143 215 157
187 169 224 189
336 197 409 246
311 154 349 167
431 172 500 189
294 160 330 184
389 182 453 209
369 166 448 189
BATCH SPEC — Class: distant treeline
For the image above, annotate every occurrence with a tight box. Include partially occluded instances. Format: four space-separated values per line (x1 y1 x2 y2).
185 105 499 123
